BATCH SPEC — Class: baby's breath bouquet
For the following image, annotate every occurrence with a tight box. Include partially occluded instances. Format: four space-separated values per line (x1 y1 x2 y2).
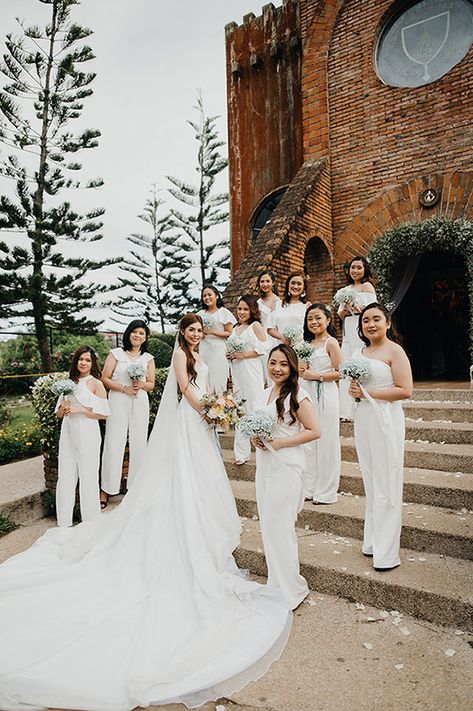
127 363 146 382
333 286 356 307
238 410 275 441
294 342 314 366
282 327 303 347
200 390 246 430
227 335 251 353
51 379 76 399
202 314 215 330
339 357 372 402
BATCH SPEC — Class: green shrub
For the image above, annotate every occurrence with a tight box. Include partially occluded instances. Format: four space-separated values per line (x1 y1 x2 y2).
149 367 169 427
0 422 42 464
0 400 10 426
148 334 174 368
31 372 66 461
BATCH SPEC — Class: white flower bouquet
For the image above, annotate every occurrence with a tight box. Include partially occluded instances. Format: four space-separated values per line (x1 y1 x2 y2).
127 363 146 381
333 286 356 307
339 357 372 402
238 410 275 441
51 379 76 399
294 342 314 366
200 390 246 430
227 335 251 353
201 314 215 330
283 327 303 347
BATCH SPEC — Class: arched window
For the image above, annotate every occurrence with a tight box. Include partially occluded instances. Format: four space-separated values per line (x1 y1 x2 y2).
251 187 287 242
304 237 333 304
376 0 473 88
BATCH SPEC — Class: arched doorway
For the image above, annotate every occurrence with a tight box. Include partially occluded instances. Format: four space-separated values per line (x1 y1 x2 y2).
368 217 473 382
394 252 469 380
304 237 333 303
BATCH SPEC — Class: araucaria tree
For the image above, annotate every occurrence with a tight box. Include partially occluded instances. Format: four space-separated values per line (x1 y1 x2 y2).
167 94 230 293
111 184 192 332
0 0 110 371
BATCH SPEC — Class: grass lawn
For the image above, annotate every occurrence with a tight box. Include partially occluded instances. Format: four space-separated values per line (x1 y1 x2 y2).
5 396 36 428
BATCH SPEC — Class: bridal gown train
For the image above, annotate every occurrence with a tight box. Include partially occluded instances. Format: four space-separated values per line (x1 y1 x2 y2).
0 357 291 711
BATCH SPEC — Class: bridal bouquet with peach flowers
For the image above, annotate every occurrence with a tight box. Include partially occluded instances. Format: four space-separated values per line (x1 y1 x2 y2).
200 390 246 430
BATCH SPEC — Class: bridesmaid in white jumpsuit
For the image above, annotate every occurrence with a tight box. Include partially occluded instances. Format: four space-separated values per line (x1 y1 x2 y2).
100 320 155 505
337 256 376 420
256 270 281 384
267 271 310 346
253 344 320 609
198 284 236 391
348 303 412 571
55 346 109 527
227 295 267 464
300 304 343 504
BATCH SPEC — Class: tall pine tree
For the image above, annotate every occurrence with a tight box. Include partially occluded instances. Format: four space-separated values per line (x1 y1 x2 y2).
0 0 112 370
110 185 192 332
167 93 230 294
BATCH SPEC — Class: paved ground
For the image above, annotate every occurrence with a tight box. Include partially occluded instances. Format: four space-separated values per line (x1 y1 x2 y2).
2 520 472 711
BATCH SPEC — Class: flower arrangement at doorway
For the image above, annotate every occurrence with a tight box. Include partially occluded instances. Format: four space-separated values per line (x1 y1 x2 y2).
367 217 473 359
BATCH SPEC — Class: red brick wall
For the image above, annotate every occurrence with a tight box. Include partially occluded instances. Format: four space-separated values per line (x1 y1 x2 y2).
325 0 473 246
226 1 303 272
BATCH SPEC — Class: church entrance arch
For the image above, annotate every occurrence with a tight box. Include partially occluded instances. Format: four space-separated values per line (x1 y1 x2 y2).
304 237 333 304
368 218 473 381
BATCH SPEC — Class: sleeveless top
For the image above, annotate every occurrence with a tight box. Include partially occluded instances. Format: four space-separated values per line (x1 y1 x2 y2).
257 296 281 330
268 301 307 335
109 348 154 387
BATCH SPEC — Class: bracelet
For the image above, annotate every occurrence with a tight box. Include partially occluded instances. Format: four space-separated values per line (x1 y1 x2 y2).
121 385 126 393
319 374 324 382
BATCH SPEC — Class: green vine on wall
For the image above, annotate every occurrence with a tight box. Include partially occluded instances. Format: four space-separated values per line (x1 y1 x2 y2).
368 217 473 358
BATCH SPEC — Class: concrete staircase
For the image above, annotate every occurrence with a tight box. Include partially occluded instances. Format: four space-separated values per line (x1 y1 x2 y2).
1 388 472 632
220 387 473 631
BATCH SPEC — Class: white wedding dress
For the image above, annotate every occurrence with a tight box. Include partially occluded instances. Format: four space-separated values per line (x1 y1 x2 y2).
0 354 291 711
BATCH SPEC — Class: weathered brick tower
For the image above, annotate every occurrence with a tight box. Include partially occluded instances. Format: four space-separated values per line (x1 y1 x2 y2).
224 0 473 379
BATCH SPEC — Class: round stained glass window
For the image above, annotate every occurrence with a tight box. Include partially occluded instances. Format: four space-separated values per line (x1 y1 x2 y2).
376 0 473 88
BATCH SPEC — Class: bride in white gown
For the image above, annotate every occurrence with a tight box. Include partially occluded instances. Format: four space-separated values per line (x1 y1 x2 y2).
0 314 291 711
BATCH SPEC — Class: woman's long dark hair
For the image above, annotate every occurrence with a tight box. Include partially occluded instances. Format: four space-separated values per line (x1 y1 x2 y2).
357 302 401 346
178 313 203 385
282 271 309 306
345 255 373 285
69 346 101 382
257 270 278 298
122 319 150 353
201 284 224 310
237 295 261 324
303 303 337 342
268 344 300 425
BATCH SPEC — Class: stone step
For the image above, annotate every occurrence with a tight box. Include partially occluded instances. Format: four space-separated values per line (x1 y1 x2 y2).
341 418 473 445
0 456 45 526
341 437 473 474
235 518 473 632
222 452 473 511
402 400 472 423
410 389 473 403
230 479 473 561
219 432 473 474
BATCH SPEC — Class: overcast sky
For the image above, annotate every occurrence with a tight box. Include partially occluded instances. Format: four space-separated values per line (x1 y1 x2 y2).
0 0 259 330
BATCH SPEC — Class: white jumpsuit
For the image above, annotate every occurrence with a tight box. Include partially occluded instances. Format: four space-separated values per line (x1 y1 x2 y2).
231 322 266 463
338 290 376 419
255 386 311 610
198 306 236 392
353 350 405 569
302 339 341 503
55 375 109 527
101 348 154 495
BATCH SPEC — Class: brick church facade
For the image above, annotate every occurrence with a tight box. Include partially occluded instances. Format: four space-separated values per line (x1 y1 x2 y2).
223 0 473 379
